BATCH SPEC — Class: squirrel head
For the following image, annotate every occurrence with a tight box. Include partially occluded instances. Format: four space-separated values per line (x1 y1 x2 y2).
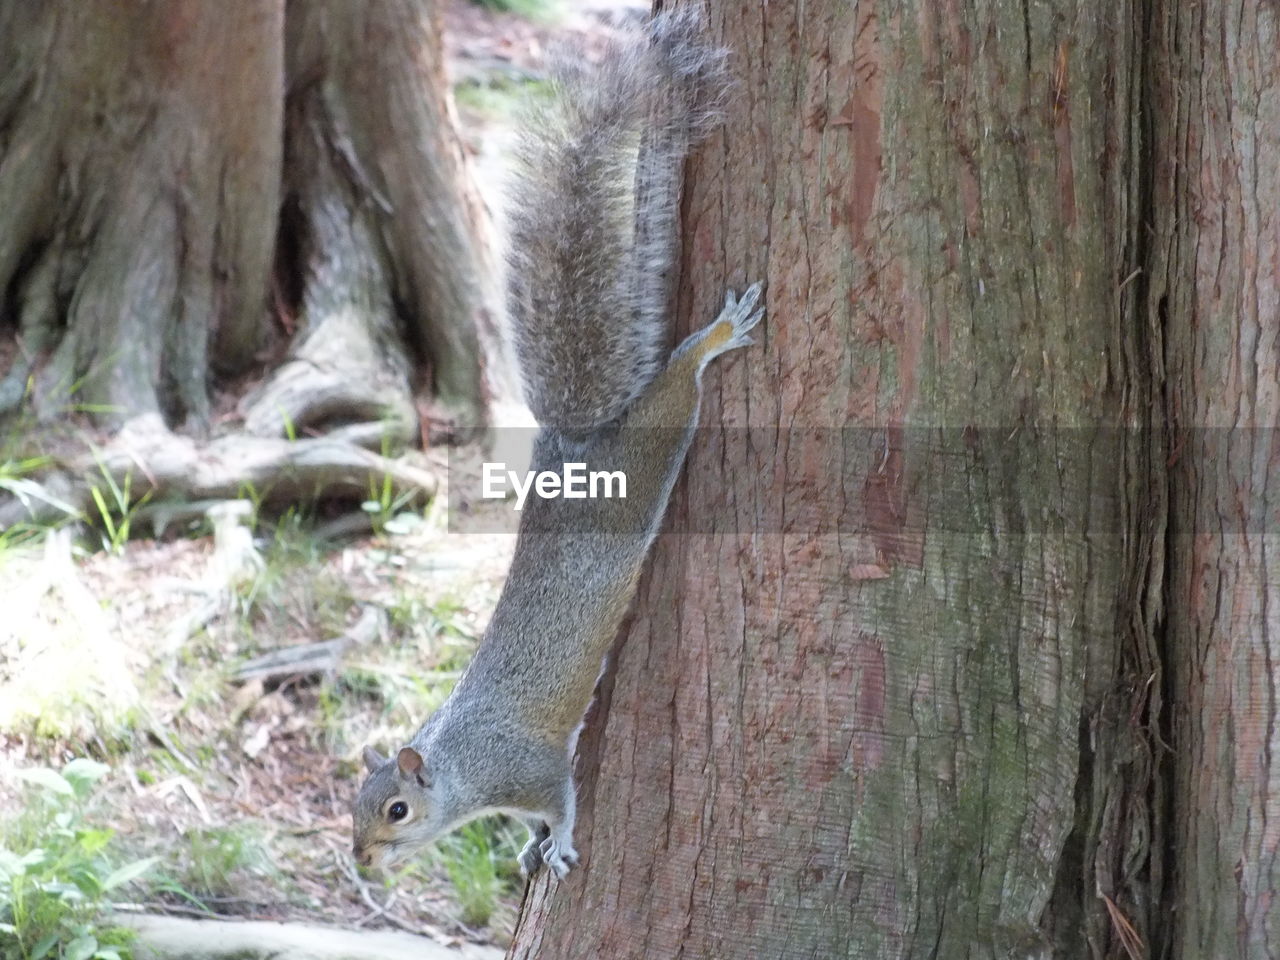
351 744 437 868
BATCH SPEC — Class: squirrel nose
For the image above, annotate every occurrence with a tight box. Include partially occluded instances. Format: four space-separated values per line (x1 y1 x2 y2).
354 846 373 867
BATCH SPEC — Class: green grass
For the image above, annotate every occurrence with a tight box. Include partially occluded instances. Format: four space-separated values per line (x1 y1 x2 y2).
454 76 552 122
334 593 476 728
359 427 426 537
230 514 356 650
401 818 523 930
0 601 141 746
316 614 472 754
0 523 45 555
141 824 275 916
0 760 157 960
0 455 75 556
85 453 150 556
176 825 272 901
468 0 559 20
384 593 475 662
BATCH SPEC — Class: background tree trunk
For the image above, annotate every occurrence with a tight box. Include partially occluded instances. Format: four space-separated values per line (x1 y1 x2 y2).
0 0 502 523
0 1 283 426
243 0 503 442
1153 2 1280 955
510 1 1152 957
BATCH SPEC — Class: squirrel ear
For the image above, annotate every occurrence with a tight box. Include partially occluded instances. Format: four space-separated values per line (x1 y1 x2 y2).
362 746 386 773
396 747 428 786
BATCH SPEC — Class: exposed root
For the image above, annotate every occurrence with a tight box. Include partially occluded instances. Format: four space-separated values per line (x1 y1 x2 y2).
238 357 417 446
0 414 437 530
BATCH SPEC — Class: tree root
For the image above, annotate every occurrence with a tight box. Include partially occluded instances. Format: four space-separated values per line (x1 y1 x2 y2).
238 356 418 446
0 414 436 531
115 913 496 960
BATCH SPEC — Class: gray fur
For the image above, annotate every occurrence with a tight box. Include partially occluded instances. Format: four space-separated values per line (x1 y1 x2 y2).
351 8 761 881
352 282 764 878
506 7 730 434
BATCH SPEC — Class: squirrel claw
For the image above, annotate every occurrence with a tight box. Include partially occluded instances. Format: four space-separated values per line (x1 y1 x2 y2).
721 301 765 353
724 282 762 316
517 840 544 877
723 287 764 336
539 835 580 880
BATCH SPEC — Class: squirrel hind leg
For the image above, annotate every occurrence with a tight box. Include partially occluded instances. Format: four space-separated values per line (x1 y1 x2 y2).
675 281 766 373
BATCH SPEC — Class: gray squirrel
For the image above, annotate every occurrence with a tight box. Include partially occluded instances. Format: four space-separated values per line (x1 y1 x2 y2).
351 8 763 879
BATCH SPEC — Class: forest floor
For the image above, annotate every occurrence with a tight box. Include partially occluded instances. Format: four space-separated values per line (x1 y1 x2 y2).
0 0 644 954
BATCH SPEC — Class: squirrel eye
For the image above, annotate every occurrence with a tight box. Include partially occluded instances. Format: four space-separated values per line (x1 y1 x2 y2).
387 801 409 822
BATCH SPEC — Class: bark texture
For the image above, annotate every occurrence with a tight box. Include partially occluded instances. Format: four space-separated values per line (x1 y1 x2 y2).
0 1 283 425
1152 2 1280 956
0 0 500 521
510 2 1145 957
243 0 502 441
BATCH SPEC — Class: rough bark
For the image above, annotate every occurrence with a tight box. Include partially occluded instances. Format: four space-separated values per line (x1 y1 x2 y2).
243 0 504 441
510 2 1142 958
1152 2 1280 956
0 1 283 426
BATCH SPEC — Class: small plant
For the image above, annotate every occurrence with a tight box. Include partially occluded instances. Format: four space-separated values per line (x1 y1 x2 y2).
86 452 151 554
385 594 475 656
359 425 424 537
0 456 77 553
359 487 421 538
0 521 42 555
229 512 353 645
432 818 523 929
178 825 271 900
276 406 298 443
453 75 554 125
336 594 476 731
0 759 158 960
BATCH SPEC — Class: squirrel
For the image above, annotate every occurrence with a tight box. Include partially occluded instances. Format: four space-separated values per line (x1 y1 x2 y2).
352 8 763 880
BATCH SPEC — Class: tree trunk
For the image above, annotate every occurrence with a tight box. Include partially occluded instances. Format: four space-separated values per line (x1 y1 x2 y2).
1153 2 1280 955
0 0 501 522
243 0 503 442
510 1 1151 957
0 1 283 426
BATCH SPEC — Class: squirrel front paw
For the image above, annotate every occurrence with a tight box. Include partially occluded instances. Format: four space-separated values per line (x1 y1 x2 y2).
538 835 580 880
518 836 544 876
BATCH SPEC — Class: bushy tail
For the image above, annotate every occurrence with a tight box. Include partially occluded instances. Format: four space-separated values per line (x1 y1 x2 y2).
505 7 729 434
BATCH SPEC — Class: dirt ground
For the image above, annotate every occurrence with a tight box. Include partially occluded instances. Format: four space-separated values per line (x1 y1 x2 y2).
1 468 526 945
0 0 645 950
